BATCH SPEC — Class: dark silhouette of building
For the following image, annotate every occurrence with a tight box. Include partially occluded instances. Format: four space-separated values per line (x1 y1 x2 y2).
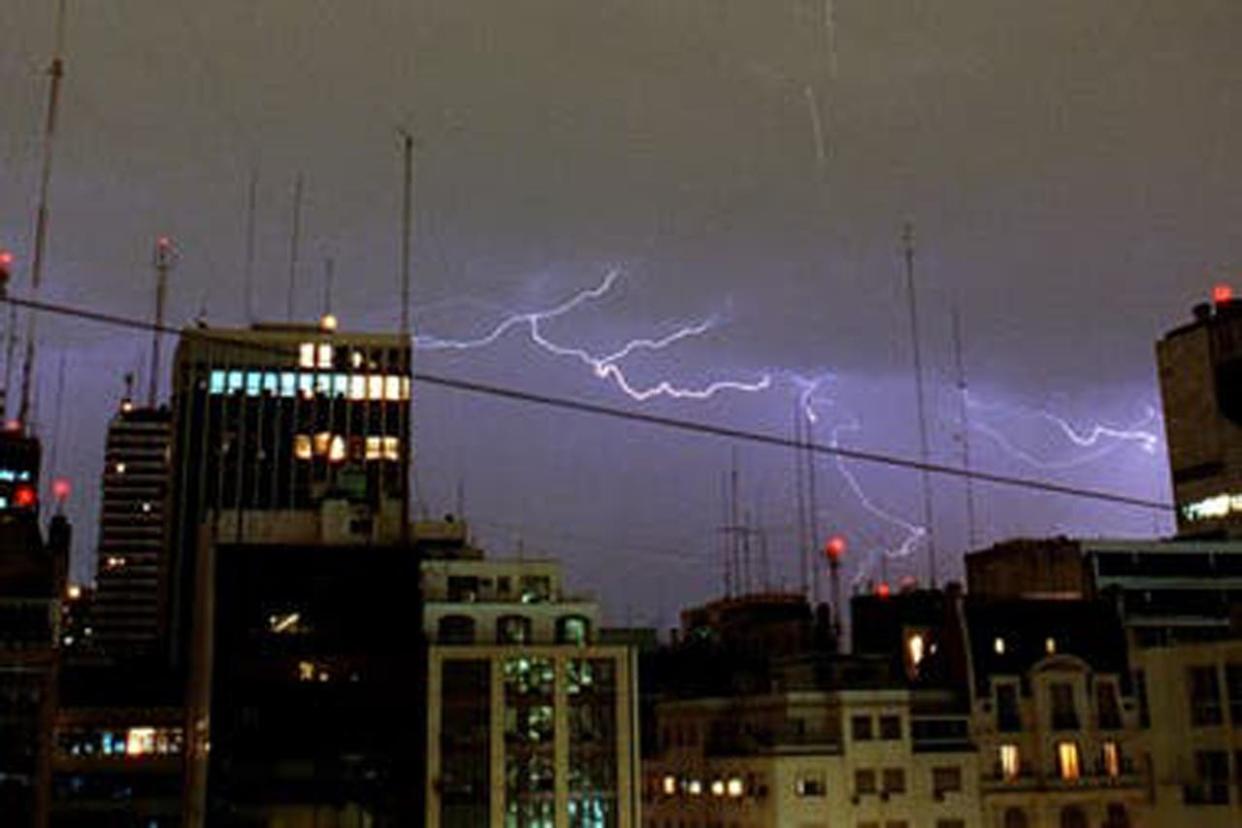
1158 293 1242 538
93 402 172 655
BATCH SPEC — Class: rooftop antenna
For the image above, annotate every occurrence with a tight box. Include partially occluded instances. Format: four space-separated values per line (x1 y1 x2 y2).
45 352 66 509
243 169 258 325
952 304 979 550
793 401 810 597
148 236 175 408
398 129 415 546
322 256 334 317
18 0 69 433
285 173 303 322
902 221 937 588
805 411 822 603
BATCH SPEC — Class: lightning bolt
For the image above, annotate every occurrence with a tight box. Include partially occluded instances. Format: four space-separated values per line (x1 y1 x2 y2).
791 373 926 588
965 395 1160 471
415 270 772 402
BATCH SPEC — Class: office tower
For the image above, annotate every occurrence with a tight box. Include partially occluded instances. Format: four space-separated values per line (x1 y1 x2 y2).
1158 291 1242 537
92 401 172 654
166 320 411 664
422 532 640 827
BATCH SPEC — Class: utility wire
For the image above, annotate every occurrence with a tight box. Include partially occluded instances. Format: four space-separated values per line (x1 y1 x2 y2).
0 292 1173 514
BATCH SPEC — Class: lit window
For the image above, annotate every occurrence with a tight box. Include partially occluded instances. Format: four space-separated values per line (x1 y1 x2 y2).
661 775 676 795
317 343 333 368
313 432 332 456
280 372 296 397
66 584 81 600
227 371 243 393
710 779 724 796
209 370 225 393
385 375 402 400
315 374 331 394
1000 744 1020 780
1045 637 1057 655
141 502 152 513
333 374 348 396
245 372 261 396
908 633 926 669
726 777 744 797
383 436 399 460
299 343 316 368
994 637 1006 655
105 556 127 570
402 377 411 399
687 779 702 796
126 727 156 757
349 375 366 400
351 350 364 369
328 435 346 463
114 462 127 474
368 374 384 400
294 435 312 460
1057 741 1081 781
298 374 314 396
263 372 278 394
795 775 825 797
1102 741 1120 778
297 661 315 682
268 612 302 634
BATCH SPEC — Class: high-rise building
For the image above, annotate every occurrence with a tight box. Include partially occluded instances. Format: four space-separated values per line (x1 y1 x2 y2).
92 402 172 655
1157 293 1242 537
166 320 411 665
422 536 640 827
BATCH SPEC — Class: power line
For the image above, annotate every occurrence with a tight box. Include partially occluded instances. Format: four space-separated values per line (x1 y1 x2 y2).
0 291 1174 515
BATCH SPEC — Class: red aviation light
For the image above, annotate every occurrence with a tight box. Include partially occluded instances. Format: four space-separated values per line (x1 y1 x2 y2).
1213 283 1233 305
52 478 71 501
14 485 36 509
875 581 891 599
824 535 847 563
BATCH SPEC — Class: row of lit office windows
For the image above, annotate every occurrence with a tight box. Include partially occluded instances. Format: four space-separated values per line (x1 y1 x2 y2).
208 369 410 401
996 740 1124 781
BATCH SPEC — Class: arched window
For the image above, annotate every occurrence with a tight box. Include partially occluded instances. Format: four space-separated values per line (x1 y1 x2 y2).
437 615 475 645
1004 807 1029 828
497 614 532 644
556 615 591 645
1060 806 1088 828
1104 804 1130 828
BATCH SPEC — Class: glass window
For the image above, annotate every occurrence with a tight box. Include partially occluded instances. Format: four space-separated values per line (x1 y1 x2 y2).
497 615 532 644
996 683 1020 732
999 744 1020 780
556 615 590 645
1056 741 1081 781
1050 682 1079 730
1004 808 1029 828
209 370 226 394
262 372 278 393
1189 666 1224 726
1190 750 1229 804
932 766 961 795
438 615 476 645
299 342 316 368
1102 741 1121 778
852 715 873 741
349 374 366 400
1104 804 1130 828
854 769 876 794
881 768 905 794
280 372 296 397
1060 806 1087 828
293 435 312 460
795 774 825 797
879 715 902 740
227 370 243 393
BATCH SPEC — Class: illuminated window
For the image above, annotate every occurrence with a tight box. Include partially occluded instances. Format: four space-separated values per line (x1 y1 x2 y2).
328 435 346 463
298 374 314 397
661 775 676 795
299 342 316 368
294 435 312 460
994 637 1006 655
245 372 261 396
687 779 702 796
1000 744 1020 780
1045 637 1057 654
1102 741 1121 778
268 612 303 635
402 377 411 399
297 661 315 682
315 374 331 394
349 375 366 400
368 374 384 400
385 375 402 400
114 462 126 474
710 779 724 796
280 372 296 397
795 774 825 797
725 776 744 797
350 350 365 369
1056 741 1081 781
263 372 278 394
227 371 243 393
332 374 348 396
126 727 156 757
317 343 333 368
908 633 926 669
209 370 225 393
313 432 332 457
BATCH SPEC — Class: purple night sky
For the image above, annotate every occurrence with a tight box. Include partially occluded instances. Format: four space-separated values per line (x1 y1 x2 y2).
2 0 1237 628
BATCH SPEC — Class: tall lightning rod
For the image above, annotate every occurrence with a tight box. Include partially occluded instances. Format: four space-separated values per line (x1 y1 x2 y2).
148 237 174 407
805 413 822 603
18 0 69 432
952 305 978 550
902 222 937 587
285 174 304 322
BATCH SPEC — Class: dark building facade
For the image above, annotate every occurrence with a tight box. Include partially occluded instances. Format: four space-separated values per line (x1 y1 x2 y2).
1158 294 1242 538
186 527 423 826
93 404 172 655
166 322 411 666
